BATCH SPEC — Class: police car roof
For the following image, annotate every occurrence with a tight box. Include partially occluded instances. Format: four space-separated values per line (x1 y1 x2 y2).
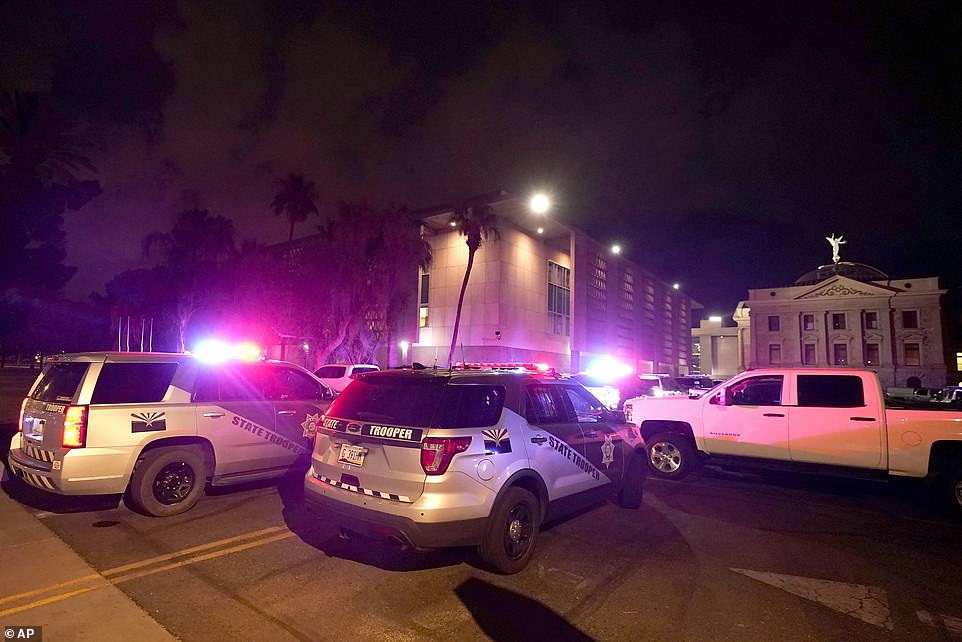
358 368 559 384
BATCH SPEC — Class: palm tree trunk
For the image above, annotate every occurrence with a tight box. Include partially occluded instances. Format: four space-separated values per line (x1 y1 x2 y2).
448 246 476 367
288 216 295 242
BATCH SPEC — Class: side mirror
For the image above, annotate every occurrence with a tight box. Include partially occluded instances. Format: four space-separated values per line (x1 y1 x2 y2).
606 409 627 424
709 389 730 406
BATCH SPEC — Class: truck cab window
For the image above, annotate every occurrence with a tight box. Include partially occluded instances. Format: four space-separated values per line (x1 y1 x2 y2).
728 375 783 406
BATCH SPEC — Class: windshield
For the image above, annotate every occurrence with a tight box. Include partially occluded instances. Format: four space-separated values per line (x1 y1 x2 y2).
314 365 347 379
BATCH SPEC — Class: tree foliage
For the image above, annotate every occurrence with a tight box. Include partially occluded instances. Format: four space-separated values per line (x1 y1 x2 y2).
271 173 319 242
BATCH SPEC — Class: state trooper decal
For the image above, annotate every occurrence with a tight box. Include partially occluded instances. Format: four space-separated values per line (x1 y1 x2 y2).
301 413 321 439
482 428 512 454
601 434 615 469
131 411 166 433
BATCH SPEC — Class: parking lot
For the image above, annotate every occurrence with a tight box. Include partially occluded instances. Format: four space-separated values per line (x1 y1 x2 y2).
4 461 962 641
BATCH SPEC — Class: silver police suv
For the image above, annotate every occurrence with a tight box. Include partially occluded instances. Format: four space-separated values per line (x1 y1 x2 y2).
8 351 333 516
303 367 647 574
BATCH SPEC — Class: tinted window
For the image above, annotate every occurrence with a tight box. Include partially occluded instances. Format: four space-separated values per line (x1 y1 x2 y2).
30 363 89 403
91 363 177 404
797 375 865 407
328 378 501 428
525 385 568 424
351 366 378 375
265 367 328 401
315 366 347 379
729 375 783 406
434 384 506 428
563 386 605 423
193 365 266 402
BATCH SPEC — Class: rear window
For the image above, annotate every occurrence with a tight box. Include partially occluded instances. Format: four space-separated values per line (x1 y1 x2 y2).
91 363 178 404
327 377 505 428
30 363 89 403
797 375 865 408
315 365 347 379
351 366 378 375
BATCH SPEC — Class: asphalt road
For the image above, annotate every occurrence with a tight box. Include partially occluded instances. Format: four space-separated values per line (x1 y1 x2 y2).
3 462 961 642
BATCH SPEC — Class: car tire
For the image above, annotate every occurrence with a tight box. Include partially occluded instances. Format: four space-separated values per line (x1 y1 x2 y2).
936 467 962 520
617 452 647 509
478 486 540 575
646 432 696 480
126 447 207 517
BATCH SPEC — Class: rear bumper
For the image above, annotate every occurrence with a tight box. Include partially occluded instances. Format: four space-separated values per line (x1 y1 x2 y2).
7 435 132 495
303 474 488 548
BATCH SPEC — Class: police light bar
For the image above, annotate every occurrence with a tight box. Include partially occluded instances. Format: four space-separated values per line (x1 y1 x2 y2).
455 362 556 374
191 340 264 363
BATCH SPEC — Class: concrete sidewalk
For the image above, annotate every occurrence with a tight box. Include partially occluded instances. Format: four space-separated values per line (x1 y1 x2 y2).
0 471 177 641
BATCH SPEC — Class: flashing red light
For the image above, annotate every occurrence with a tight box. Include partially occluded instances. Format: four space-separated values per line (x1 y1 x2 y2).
17 397 28 433
62 406 88 448
456 362 556 374
420 436 471 475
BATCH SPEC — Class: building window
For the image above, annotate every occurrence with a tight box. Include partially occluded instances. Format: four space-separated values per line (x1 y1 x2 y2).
588 254 607 312
865 343 879 366
803 343 816 365
904 342 920 366
833 343 848 365
864 311 878 330
547 261 571 336
956 352 962 371
768 315 780 331
902 310 919 329
418 272 429 327
832 313 846 330
769 344 781 365
621 270 634 309
802 314 815 331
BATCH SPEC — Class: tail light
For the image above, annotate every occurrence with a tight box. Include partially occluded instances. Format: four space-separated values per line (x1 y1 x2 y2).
62 406 88 449
420 436 471 475
17 397 28 432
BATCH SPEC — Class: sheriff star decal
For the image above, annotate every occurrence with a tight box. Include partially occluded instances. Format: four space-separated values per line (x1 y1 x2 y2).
601 434 615 469
301 413 321 439
482 428 512 454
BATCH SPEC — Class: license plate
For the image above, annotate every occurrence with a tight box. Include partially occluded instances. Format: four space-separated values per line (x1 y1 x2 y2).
337 444 366 467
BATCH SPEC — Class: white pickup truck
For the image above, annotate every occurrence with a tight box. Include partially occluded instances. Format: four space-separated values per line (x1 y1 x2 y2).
622 368 962 516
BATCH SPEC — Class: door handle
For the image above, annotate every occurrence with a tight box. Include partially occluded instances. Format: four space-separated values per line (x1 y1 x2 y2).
530 435 548 445
763 413 785 417
277 410 296 416
202 412 225 418
850 417 876 422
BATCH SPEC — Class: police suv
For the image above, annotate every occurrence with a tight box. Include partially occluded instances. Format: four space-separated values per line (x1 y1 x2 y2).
303 365 647 574
7 351 333 516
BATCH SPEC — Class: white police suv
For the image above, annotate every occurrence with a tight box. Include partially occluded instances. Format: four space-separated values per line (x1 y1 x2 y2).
8 351 333 516
303 366 647 574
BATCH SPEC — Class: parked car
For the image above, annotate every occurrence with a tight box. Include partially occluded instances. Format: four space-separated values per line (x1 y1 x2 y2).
313 363 380 393
623 367 962 517
7 351 334 516
304 367 647 573
570 373 682 410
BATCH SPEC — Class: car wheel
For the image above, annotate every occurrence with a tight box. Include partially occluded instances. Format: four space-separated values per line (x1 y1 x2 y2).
127 447 206 517
646 432 696 480
617 452 647 508
937 467 962 519
478 486 540 575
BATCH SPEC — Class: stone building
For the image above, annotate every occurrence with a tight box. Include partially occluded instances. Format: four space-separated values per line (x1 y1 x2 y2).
736 259 947 389
407 191 693 375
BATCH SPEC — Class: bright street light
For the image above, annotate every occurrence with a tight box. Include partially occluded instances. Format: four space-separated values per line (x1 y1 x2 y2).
611 244 622 255
672 283 680 290
529 193 550 214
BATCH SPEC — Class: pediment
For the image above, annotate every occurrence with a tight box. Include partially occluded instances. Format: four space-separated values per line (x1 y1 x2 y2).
796 276 896 300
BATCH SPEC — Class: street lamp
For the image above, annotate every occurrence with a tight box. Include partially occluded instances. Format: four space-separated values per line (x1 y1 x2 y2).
611 244 622 255
529 193 550 214
672 283 680 290
399 340 409 364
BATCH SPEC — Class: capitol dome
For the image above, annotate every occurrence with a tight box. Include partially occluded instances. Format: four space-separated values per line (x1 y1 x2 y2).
794 261 889 286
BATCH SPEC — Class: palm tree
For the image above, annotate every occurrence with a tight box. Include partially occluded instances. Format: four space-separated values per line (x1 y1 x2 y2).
271 173 319 241
447 203 499 367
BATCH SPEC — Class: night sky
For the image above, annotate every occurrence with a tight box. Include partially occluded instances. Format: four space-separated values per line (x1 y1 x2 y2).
2 1 959 315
